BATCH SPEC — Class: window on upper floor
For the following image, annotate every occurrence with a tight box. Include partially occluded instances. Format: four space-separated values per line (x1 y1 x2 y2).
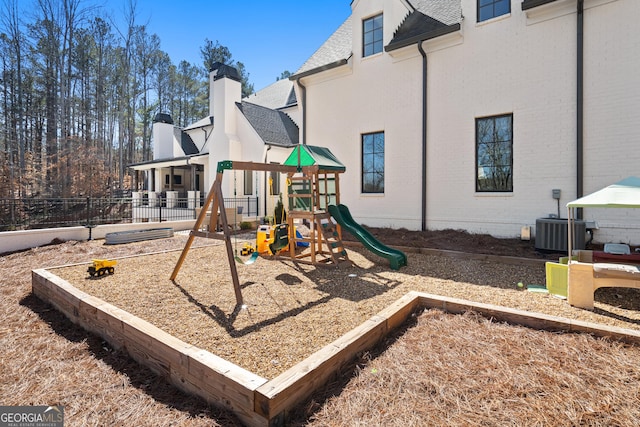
363 14 383 57
478 0 510 22
476 114 513 192
362 132 385 193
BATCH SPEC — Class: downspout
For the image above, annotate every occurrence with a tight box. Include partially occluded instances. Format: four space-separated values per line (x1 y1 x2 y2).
263 145 272 219
576 0 584 219
295 77 307 145
418 42 428 231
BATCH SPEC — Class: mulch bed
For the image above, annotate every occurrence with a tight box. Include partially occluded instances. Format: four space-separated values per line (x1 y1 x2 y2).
52 237 640 380
297 309 640 426
5 229 640 425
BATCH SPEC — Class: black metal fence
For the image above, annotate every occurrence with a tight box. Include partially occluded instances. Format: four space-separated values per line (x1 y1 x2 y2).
0 196 259 232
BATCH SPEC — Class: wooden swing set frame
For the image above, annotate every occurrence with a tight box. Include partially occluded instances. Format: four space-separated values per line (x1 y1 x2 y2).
170 160 345 306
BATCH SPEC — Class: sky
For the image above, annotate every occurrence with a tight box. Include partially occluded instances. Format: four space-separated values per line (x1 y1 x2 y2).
109 1 353 92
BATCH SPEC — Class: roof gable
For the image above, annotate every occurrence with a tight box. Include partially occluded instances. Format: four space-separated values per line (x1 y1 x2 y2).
237 102 299 147
292 16 352 78
173 128 199 155
410 0 461 25
387 10 460 51
244 79 297 110
291 1 462 79
390 12 449 43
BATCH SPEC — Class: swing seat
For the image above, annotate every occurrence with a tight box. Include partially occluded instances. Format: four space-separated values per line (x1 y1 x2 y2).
235 251 260 265
269 224 289 254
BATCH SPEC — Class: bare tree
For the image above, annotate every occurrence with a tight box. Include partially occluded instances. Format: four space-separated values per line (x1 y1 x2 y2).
1 0 24 196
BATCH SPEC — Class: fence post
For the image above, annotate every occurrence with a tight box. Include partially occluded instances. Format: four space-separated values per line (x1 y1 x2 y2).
159 201 163 223
11 199 16 230
86 197 95 240
86 197 91 226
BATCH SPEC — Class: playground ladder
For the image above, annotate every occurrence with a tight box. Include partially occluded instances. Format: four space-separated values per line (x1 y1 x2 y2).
316 212 349 265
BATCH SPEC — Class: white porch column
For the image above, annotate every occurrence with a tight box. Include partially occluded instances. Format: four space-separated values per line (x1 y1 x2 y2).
148 191 158 207
132 191 142 207
166 191 178 208
188 191 200 209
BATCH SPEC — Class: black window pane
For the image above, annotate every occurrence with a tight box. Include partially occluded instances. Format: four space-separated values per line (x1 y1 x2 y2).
363 134 373 153
373 153 384 169
479 5 493 21
364 45 373 57
478 119 494 143
496 0 510 15
375 28 383 42
477 144 490 165
374 133 384 152
476 114 513 192
478 0 510 22
362 132 384 193
495 116 511 141
363 14 383 57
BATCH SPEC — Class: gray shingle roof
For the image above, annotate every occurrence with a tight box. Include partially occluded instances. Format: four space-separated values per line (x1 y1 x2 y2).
173 128 199 155
410 0 462 26
243 79 297 110
388 12 450 46
292 16 353 78
237 102 299 147
291 1 462 79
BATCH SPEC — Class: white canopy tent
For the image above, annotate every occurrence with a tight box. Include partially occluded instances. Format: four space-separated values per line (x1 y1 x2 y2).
566 177 640 257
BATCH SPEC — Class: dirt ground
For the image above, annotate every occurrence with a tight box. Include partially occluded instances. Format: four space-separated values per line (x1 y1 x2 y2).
344 226 563 259
3 228 640 426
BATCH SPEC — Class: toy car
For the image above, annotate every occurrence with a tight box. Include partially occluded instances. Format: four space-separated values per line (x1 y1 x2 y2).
240 242 255 256
88 259 117 277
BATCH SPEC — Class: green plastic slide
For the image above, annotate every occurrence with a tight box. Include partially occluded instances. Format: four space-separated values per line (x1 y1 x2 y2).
328 204 407 270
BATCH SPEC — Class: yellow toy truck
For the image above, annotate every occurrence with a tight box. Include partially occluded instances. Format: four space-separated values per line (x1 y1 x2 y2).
88 259 117 277
240 242 255 256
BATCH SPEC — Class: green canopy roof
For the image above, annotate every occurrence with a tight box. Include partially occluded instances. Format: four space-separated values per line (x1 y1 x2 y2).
567 177 640 208
283 145 346 172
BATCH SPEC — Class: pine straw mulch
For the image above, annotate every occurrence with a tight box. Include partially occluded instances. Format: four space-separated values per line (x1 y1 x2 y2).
51 236 640 380
2 236 244 427
295 309 640 426
4 231 640 426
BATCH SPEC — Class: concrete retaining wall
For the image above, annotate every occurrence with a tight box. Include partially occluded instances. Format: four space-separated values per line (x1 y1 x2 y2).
0 220 196 254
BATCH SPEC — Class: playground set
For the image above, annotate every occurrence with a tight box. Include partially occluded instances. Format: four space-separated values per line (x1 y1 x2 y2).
170 145 407 305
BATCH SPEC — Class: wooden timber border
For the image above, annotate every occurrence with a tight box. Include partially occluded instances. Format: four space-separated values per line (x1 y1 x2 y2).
32 268 640 427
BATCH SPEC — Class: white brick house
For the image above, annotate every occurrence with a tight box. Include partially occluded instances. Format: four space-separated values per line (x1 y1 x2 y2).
290 0 640 244
130 63 299 219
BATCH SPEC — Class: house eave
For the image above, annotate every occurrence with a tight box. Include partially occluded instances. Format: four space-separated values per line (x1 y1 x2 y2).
265 140 298 148
521 0 558 10
128 153 208 171
289 58 350 81
385 23 461 52
183 116 214 131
